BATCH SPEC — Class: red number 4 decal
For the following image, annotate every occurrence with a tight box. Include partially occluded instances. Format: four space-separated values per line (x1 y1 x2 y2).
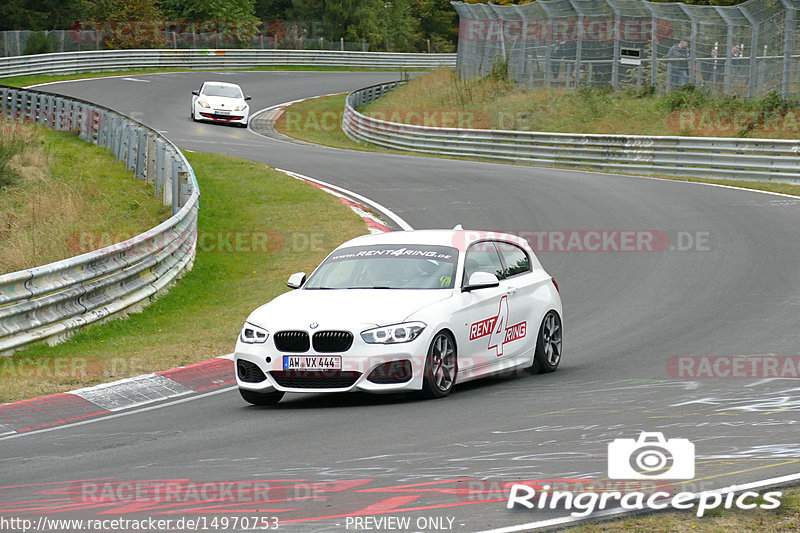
487 295 509 357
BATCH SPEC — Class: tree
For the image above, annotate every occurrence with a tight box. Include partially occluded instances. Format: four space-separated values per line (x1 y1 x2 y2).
254 0 293 20
86 0 164 49
411 0 457 51
380 0 423 52
160 0 260 44
0 0 87 31
290 0 382 43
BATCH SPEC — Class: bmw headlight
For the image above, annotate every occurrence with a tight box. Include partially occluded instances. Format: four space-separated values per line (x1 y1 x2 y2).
361 322 426 344
240 322 269 344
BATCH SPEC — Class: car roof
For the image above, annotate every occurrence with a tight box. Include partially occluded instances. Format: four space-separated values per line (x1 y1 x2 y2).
337 229 531 253
202 81 242 89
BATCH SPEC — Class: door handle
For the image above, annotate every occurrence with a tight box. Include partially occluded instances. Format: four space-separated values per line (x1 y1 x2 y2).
506 286 518 295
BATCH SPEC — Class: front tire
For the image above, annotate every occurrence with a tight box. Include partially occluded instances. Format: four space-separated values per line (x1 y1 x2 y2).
420 331 457 399
239 388 284 406
528 311 562 374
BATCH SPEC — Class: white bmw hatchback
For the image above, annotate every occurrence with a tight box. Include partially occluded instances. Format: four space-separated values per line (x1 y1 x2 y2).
234 229 563 405
191 81 250 127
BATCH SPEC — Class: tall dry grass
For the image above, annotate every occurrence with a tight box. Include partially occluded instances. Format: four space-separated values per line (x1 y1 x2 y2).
0 123 86 272
0 121 167 274
364 68 800 138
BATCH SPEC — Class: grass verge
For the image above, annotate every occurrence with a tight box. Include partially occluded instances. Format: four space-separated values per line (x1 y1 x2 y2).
0 66 417 89
566 486 800 532
0 121 168 273
0 151 367 403
274 93 800 198
363 68 800 139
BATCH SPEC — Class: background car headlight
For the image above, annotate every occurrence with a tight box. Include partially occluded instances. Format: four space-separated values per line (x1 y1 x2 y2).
240 322 269 343
361 322 426 344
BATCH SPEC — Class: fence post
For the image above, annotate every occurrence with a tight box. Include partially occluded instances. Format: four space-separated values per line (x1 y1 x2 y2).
650 12 658 88
163 147 174 208
179 170 191 208
126 124 137 171
540 3 554 88
135 128 146 179
155 139 166 201
97 110 107 146
171 156 180 215
145 133 156 185
0 87 8 118
739 5 759 98
55 97 65 130
780 0 795 98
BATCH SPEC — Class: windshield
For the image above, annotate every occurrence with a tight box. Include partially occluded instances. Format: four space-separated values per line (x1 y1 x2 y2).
201 84 243 98
305 244 458 290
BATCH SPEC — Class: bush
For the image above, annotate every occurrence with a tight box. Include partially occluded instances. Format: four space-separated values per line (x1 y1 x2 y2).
23 32 53 55
486 55 510 82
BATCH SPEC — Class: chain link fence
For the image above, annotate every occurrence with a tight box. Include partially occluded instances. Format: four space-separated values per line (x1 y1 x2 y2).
452 0 800 97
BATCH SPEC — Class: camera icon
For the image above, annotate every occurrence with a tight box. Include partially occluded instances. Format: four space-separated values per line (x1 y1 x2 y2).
608 432 695 480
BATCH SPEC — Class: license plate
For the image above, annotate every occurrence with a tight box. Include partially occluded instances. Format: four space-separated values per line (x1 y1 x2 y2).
215 109 230 115
283 356 342 371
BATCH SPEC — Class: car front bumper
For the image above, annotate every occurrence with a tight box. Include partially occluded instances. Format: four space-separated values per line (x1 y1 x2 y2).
234 336 429 394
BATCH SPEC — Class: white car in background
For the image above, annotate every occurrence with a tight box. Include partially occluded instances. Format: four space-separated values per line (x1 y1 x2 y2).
234 228 563 406
191 81 251 127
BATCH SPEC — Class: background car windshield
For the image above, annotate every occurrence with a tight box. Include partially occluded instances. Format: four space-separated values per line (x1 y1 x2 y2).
305 245 458 289
202 85 242 98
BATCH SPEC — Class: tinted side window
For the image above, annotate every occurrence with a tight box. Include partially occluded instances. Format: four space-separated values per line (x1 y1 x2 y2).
464 242 505 282
496 242 531 277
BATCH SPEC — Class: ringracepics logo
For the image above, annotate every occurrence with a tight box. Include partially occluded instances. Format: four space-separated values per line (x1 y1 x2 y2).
608 431 694 480
506 432 783 517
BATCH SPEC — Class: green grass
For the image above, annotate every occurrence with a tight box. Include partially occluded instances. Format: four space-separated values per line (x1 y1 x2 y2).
362 68 800 139
0 152 367 402
0 66 418 89
274 93 800 198
566 486 800 532
0 121 168 273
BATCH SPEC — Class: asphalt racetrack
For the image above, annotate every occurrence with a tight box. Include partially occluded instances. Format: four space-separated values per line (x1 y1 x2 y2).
2 71 800 532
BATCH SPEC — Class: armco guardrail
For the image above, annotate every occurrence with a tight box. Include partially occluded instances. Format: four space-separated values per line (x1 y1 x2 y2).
0 49 456 78
0 85 199 355
343 81 800 183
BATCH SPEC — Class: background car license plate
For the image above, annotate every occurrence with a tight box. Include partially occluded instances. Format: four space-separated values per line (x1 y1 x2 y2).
283 356 342 371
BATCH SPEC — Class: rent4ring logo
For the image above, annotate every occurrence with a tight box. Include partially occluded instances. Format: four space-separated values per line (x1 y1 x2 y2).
507 431 782 517
469 296 527 357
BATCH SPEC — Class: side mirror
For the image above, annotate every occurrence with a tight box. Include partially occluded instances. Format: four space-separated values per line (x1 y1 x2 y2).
287 272 307 289
192 90 200 96
462 271 500 292
244 95 252 101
